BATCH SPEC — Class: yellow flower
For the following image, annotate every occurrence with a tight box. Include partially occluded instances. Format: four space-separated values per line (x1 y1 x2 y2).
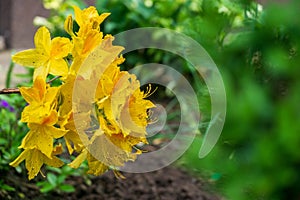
69 128 147 176
95 64 155 137
12 26 71 80
123 85 155 134
20 76 59 124
18 76 67 158
73 5 110 33
10 148 64 180
10 5 156 179
69 60 155 176
20 76 58 105
71 29 103 63
64 6 113 73
58 111 90 154
20 114 67 158
59 73 76 116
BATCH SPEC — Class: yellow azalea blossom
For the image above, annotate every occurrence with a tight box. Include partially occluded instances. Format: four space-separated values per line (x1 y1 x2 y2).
73 5 110 33
10 148 64 180
70 29 103 67
68 148 88 169
10 5 155 180
74 35 124 79
19 76 58 105
71 61 154 175
95 64 155 137
64 6 112 73
18 76 67 158
12 26 71 80
121 85 155 136
20 76 60 124
20 117 67 158
68 147 109 176
59 73 76 116
69 128 146 176
58 111 90 154
86 152 110 176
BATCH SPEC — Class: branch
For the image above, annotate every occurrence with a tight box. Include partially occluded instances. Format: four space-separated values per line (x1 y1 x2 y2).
0 76 62 95
0 88 20 94
47 75 61 84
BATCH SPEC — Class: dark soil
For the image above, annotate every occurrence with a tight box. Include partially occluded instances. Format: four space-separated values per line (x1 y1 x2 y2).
3 166 220 200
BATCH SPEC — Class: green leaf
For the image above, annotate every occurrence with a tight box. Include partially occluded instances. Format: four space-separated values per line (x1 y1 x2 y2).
36 181 46 187
1 184 15 191
0 138 8 145
47 173 57 186
40 183 55 193
57 175 66 184
15 166 22 173
47 166 62 173
59 184 75 193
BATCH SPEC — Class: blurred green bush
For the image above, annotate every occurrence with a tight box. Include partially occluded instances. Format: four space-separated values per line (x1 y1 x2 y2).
32 0 300 199
175 1 300 200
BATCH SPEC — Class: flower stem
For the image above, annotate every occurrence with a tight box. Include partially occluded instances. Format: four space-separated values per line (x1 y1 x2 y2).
0 76 61 95
0 88 20 94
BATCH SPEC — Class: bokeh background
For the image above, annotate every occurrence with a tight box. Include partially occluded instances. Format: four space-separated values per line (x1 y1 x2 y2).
1 0 300 199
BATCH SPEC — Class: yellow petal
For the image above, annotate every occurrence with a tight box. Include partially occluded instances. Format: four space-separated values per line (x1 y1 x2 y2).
50 37 71 59
87 153 109 176
10 148 64 180
64 130 84 154
12 49 48 67
9 149 30 167
120 104 146 135
74 6 98 27
20 125 54 158
82 30 103 55
73 5 84 27
19 87 39 104
97 13 111 26
76 36 124 79
45 86 60 106
34 26 51 53
33 76 47 100
33 65 50 81
69 55 84 73
71 37 84 59
21 104 51 123
101 74 114 96
43 154 64 168
52 143 63 156
41 110 58 126
89 132 132 167
64 15 75 37
26 149 44 180
59 74 75 116
68 148 88 169
45 124 67 139
19 76 52 104
48 58 69 77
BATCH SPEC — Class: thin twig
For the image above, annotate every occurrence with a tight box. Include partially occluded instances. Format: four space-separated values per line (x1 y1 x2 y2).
0 76 62 95
47 75 61 84
0 88 20 94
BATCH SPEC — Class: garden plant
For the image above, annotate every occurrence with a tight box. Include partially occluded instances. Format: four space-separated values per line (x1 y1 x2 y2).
1 0 300 199
8 5 155 180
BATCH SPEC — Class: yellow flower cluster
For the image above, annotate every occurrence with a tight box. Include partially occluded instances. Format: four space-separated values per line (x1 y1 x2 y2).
10 6 155 180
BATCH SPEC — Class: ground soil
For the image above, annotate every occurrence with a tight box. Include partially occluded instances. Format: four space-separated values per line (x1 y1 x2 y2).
3 165 220 200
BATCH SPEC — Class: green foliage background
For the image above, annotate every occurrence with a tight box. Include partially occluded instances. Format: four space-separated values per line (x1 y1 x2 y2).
2 0 300 199
96 1 300 199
